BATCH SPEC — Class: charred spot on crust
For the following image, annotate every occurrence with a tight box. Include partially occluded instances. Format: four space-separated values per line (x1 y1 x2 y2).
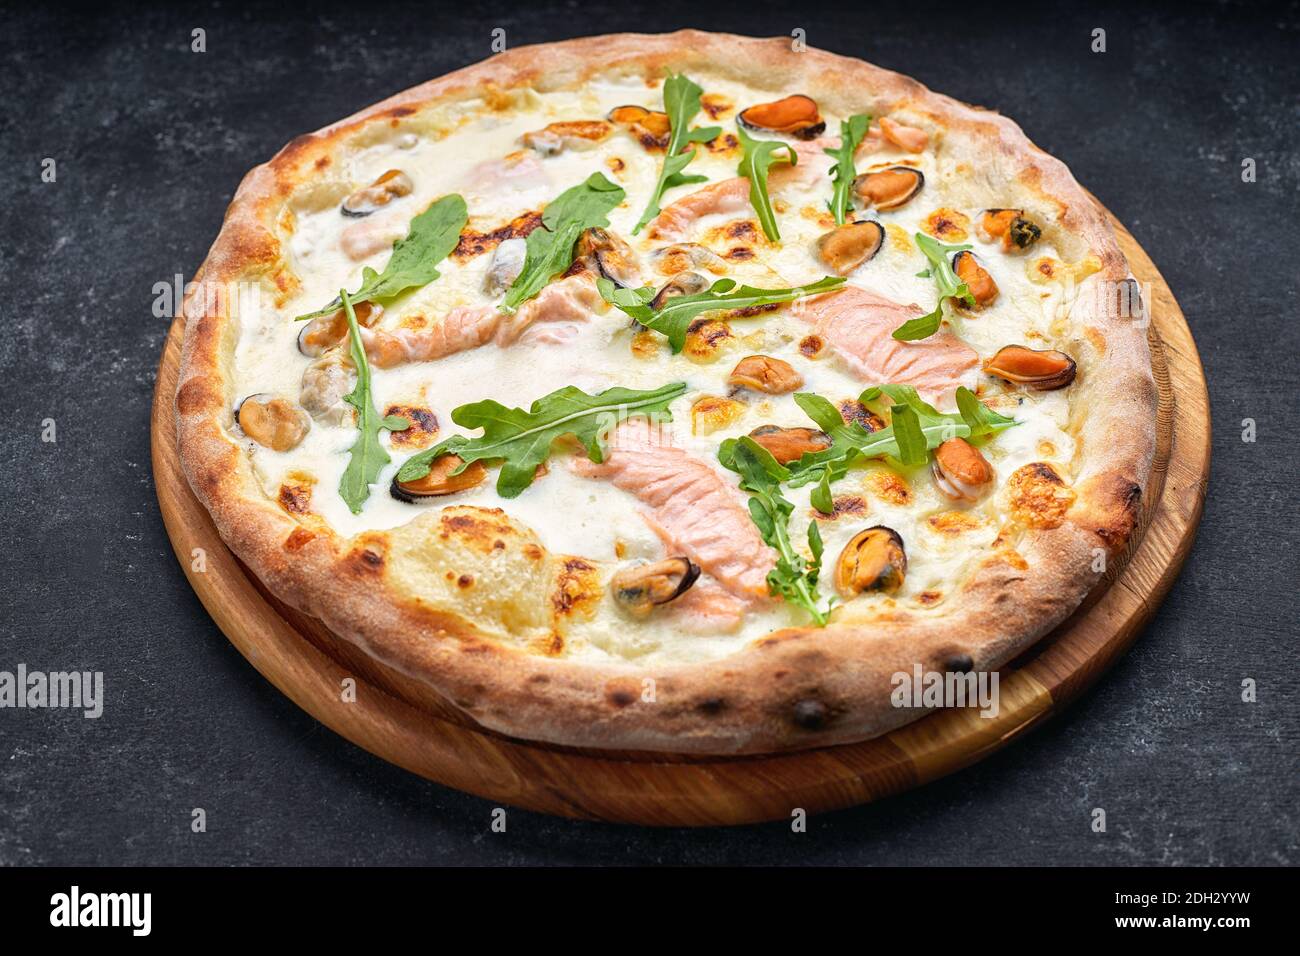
792 698 831 730
697 697 727 716
605 678 639 708
943 652 974 673
176 378 220 416
457 574 474 589
1088 475 1143 552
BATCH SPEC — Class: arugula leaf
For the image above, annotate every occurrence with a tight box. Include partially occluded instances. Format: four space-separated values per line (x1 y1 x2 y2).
785 384 1017 487
296 194 468 322
718 436 834 626
337 290 410 513
810 470 835 515
956 386 1018 437
824 113 872 226
597 275 845 353
736 127 797 241
632 74 722 234
395 381 687 498
500 173 626 313
891 233 977 341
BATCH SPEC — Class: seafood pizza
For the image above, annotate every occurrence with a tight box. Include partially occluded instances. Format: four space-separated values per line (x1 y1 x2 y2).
175 31 1156 753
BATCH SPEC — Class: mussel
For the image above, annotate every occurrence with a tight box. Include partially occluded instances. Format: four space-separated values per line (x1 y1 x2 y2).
650 271 710 310
952 251 999 307
390 453 487 503
610 557 700 616
979 208 1042 251
484 237 527 296
816 220 885 275
852 167 924 211
932 438 994 502
737 95 825 140
235 394 311 452
521 120 612 156
748 425 831 464
297 301 382 357
341 170 413 218
878 116 929 153
650 242 730 276
300 349 357 426
577 227 642 289
607 105 671 148
984 345 1077 390
727 355 804 395
835 526 907 597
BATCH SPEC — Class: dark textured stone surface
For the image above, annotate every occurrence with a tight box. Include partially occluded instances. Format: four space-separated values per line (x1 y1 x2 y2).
1 0 1296 866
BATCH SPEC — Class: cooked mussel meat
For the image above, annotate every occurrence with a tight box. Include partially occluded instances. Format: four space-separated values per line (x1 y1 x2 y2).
737 95 825 140
610 557 701 616
816 220 885 275
835 526 907 597
852 167 924 211
984 345 1077 390
390 453 487 502
235 394 311 451
341 170 413 217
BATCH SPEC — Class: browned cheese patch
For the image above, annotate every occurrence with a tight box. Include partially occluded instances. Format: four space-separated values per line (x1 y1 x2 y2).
385 404 439 449
1006 462 1076 529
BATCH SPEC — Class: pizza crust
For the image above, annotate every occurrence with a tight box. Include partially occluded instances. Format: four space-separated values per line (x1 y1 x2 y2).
175 31 1156 754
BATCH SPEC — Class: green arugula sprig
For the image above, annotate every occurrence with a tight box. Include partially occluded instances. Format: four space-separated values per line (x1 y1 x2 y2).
395 382 687 499
736 127 797 241
785 385 1017 487
337 290 410 513
632 74 722 234
824 113 872 226
891 233 977 341
597 275 845 353
718 436 834 626
296 194 468 322
501 173 626 313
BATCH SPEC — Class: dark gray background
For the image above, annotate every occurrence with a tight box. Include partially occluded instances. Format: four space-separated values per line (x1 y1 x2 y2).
1 0 1296 865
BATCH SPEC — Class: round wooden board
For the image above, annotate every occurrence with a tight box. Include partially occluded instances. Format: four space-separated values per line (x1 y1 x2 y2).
151 207 1209 826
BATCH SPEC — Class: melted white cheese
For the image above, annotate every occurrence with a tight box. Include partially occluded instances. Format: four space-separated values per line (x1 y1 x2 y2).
229 73 1086 664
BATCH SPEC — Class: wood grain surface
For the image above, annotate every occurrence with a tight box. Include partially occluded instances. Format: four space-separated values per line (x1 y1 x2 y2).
150 209 1209 826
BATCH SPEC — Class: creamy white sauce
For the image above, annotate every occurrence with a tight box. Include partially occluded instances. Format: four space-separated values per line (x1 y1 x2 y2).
230 73 1087 664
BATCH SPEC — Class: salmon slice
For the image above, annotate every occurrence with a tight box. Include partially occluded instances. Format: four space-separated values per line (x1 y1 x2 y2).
496 274 606 346
339 213 405 261
572 419 776 599
460 151 551 203
359 275 604 368
800 286 979 405
878 116 929 153
360 304 499 368
648 177 751 240
666 584 750 633
647 138 836 240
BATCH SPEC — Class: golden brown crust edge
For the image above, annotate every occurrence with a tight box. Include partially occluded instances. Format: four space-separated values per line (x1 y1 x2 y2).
174 31 1157 755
